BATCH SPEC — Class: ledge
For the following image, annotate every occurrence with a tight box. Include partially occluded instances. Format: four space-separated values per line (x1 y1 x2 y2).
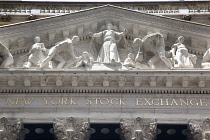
0 68 209 94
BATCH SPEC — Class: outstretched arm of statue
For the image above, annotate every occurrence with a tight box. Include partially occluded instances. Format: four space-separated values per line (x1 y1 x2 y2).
114 29 127 36
89 31 103 38
93 32 103 38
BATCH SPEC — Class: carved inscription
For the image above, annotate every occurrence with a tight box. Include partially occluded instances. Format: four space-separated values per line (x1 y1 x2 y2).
136 98 207 106
3 97 208 107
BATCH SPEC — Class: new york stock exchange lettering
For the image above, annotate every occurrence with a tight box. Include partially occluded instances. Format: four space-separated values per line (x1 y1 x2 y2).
4 97 208 106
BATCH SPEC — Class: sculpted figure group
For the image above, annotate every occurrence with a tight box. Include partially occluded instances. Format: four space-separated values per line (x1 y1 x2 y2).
1 22 210 70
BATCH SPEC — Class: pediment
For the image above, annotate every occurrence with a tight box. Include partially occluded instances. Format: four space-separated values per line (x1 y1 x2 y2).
0 5 210 69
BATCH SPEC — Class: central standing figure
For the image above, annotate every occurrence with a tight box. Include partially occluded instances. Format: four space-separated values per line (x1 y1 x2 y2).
90 23 127 65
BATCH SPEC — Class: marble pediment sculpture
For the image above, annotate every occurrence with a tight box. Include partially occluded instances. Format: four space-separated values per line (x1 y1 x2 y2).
170 36 197 68
89 22 128 65
0 42 14 68
0 5 209 70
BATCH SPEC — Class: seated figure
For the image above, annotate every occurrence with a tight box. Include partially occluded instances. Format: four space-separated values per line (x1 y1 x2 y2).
0 42 14 68
123 53 136 69
170 36 197 68
23 36 48 68
74 51 93 68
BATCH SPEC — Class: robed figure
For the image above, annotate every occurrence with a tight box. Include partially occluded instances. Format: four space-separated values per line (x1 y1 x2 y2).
89 23 127 64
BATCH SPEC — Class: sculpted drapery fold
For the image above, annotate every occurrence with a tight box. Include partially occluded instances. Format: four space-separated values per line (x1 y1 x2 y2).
89 23 128 65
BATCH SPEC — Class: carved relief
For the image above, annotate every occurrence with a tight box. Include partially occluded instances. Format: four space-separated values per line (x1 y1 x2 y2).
120 117 157 140
0 42 14 68
0 9 206 71
133 33 173 69
89 22 127 65
74 51 93 68
0 117 24 140
53 117 90 140
39 36 79 69
170 36 197 68
202 48 210 69
22 36 48 69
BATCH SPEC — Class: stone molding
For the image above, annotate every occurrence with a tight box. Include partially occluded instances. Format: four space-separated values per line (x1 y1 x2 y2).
0 69 210 94
0 5 210 36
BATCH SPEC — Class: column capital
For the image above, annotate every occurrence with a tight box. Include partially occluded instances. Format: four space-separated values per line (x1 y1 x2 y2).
53 117 90 140
0 117 24 140
120 117 157 140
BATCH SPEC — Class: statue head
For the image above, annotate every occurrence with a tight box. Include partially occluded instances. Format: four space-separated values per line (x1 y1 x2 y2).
106 23 113 30
34 36 40 43
72 36 80 44
67 117 74 123
0 117 8 124
177 36 184 43
82 51 90 58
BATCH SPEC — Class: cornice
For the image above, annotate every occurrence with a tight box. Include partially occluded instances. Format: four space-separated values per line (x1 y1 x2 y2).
0 69 210 94
0 5 209 36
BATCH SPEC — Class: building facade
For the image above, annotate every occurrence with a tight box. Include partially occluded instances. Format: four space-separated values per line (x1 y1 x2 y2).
0 1 210 140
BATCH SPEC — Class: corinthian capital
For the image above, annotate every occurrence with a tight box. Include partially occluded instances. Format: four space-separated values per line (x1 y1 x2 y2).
0 117 24 140
120 117 157 140
53 117 90 140
188 118 210 140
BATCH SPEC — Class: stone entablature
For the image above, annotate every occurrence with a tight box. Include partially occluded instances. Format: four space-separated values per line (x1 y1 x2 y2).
0 69 210 94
